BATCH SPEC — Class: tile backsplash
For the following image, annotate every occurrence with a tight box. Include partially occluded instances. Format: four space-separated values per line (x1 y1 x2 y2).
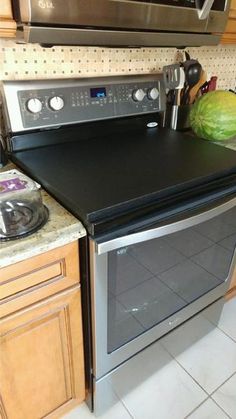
0 39 236 90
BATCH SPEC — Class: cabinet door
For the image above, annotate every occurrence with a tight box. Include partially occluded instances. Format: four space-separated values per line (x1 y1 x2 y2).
221 0 236 44
226 267 236 300
0 286 85 419
0 0 13 19
0 0 16 38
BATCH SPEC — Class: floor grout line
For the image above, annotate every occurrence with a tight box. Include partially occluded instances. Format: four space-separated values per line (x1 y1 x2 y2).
112 385 135 419
159 340 210 396
184 395 233 419
159 334 236 398
214 322 236 344
201 298 236 344
209 396 232 419
210 371 236 397
120 399 135 419
158 316 236 419
183 396 211 419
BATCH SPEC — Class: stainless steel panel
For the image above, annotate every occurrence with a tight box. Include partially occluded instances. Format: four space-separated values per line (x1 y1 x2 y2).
20 26 221 47
16 0 229 47
96 197 236 254
19 0 208 32
197 0 214 19
207 2 231 32
90 241 108 377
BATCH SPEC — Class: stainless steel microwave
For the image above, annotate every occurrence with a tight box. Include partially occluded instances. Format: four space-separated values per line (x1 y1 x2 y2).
14 0 231 47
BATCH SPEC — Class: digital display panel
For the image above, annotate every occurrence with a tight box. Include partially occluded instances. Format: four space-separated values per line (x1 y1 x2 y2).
90 87 106 98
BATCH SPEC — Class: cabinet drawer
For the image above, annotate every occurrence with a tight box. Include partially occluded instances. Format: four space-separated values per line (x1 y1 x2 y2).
0 241 80 317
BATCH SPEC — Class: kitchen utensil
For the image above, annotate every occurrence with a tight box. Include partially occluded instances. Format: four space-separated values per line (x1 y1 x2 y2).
163 64 181 90
166 89 175 105
0 170 48 240
0 138 8 167
181 58 199 74
200 81 209 95
174 67 185 106
208 76 217 91
200 76 218 95
189 70 207 104
184 51 191 61
168 104 191 131
181 61 202 105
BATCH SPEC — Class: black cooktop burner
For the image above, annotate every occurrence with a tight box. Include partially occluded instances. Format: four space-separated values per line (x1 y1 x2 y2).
0 200 49 241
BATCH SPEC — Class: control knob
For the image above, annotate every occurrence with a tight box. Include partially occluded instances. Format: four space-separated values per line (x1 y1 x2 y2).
132 89 146 102
49 96 64 111
147 88 159 100
26 98 42 114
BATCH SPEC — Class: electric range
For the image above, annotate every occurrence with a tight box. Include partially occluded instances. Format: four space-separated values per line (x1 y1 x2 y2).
1 75 236 415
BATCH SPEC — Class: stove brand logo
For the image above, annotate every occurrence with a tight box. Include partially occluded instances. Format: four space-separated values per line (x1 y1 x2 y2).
117 247 128 255
168 317 181 327
38 0 55 9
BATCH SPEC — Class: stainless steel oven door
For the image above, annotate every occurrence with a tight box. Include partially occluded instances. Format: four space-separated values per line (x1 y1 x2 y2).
90 196 236 380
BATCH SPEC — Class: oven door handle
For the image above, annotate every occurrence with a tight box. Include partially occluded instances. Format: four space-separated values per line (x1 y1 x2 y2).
95 196 236 254
197 0 214 20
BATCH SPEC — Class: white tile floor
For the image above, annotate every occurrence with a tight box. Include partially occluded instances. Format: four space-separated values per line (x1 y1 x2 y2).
63 297 236 419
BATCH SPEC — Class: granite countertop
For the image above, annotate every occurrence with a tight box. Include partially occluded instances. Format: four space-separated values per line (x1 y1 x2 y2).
0 163 86 269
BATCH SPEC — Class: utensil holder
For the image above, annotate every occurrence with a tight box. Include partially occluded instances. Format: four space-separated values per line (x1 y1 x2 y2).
165 104 192 131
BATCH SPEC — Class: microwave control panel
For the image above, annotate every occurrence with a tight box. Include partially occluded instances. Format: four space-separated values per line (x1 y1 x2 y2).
2 75 165 132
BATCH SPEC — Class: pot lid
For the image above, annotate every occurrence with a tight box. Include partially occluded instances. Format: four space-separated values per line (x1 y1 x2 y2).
0 170 48 241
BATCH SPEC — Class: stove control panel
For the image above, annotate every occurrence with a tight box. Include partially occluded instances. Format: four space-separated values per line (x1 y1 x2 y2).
2 75 165 132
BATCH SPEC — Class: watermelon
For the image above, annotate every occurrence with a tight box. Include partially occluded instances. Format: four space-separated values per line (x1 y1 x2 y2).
189 90 236 141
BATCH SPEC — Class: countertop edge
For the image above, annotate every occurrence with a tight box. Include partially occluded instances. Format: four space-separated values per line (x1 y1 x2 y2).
0 223 86 269
0 162 87 269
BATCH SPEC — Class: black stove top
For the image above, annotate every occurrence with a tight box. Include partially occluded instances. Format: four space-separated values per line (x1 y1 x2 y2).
11 117 236 238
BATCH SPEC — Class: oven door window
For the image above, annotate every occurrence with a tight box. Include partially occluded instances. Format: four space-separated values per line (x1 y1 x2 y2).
107 206 236 353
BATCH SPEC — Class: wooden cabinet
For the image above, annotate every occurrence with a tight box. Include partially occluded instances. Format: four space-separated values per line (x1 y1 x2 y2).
221 0 236 44
226 266 236 300
0 242 85 419
0 241 81 318
0 0 16 38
